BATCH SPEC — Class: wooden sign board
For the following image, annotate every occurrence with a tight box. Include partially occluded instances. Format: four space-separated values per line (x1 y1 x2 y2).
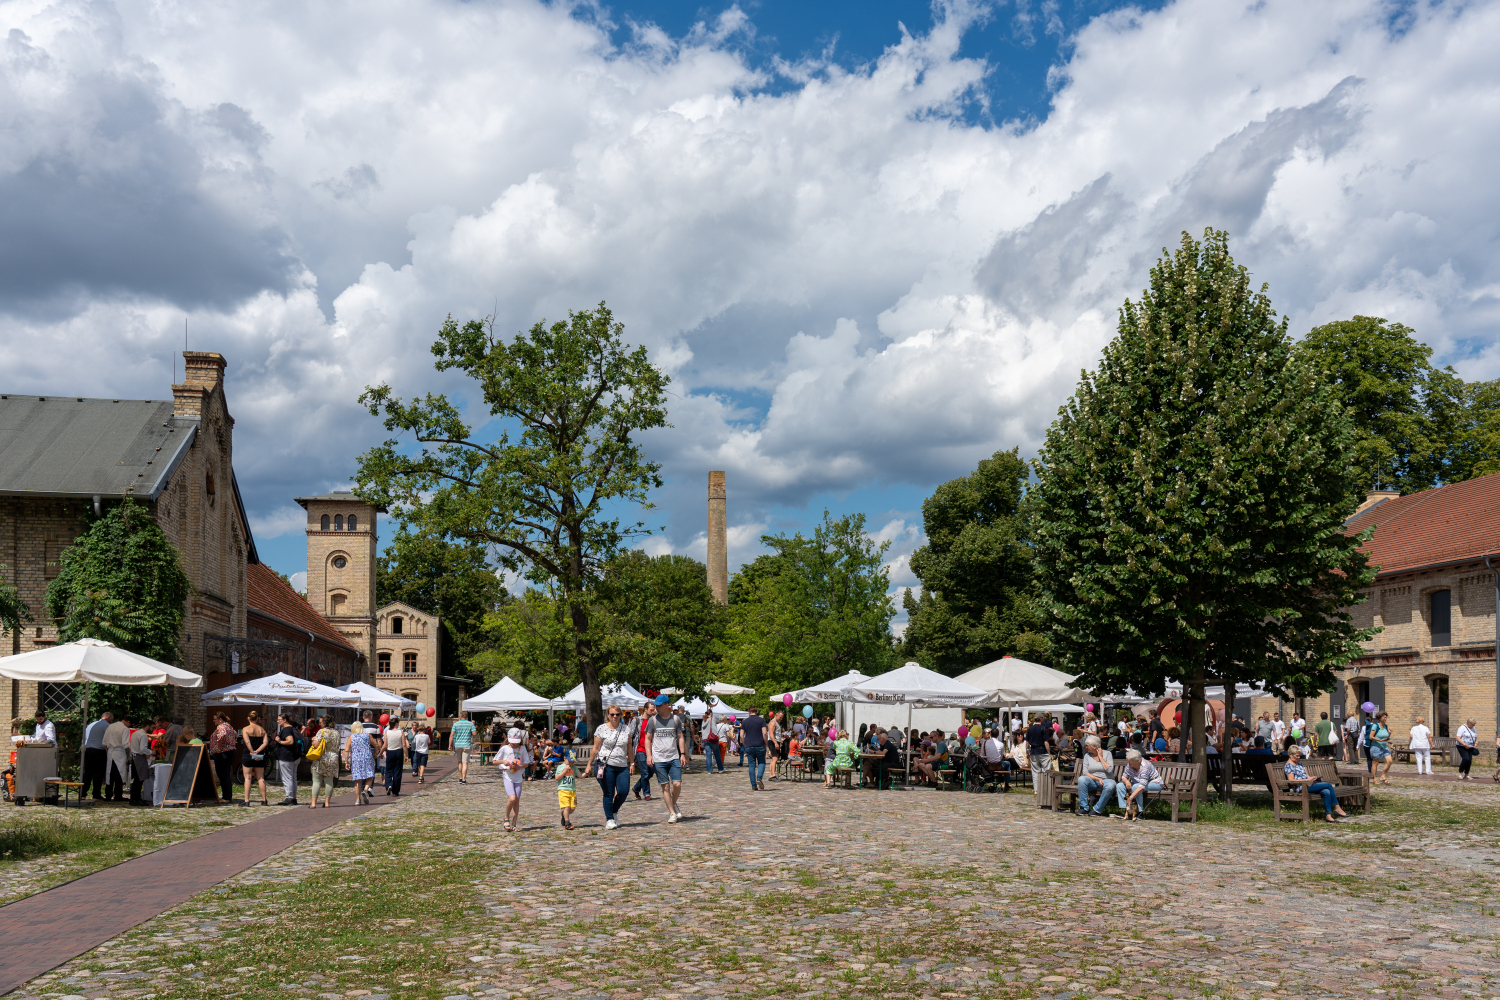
160 744 214 807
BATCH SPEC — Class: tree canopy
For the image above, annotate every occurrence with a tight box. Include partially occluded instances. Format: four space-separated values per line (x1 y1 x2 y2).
724 510 898 698
1030 230 1377 760
356 303 670 726
591 551 725 695
901 448 1048 673
45 500 192 721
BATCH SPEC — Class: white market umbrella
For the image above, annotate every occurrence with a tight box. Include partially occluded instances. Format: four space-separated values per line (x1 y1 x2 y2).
705 681 756 696
953 655 1086 707
845 662 988 786
552 681 650 711
202 671 360 708
0 638 202 687
461 675 553 713
1014 703 1088 714
337 682 415 709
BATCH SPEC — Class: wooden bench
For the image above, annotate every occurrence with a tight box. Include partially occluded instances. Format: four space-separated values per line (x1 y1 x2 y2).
831 765 857 789
42 779 84 808
1048 758 1125 812
1265 760 1371 822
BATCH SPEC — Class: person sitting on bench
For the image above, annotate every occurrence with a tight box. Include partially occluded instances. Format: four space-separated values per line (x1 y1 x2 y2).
1282 745 1349 824
1115 750 1162 821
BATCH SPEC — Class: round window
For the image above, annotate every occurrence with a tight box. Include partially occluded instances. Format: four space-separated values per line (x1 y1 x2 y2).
332 556 347 569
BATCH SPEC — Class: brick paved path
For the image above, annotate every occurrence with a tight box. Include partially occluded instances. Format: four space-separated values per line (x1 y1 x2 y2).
7 761 1500 1000
0 756 454 995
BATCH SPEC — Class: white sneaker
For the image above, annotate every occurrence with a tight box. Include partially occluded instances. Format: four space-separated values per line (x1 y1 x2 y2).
605 818 618 830
666 813 678 824
674 809 684 820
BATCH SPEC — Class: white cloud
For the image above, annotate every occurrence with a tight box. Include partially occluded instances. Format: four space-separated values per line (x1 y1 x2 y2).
250 505 309 540
1 0 1497 561
288 571 307 594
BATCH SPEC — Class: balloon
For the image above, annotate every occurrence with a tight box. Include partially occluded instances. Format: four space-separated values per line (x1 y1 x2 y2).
957 725 968 740
783 693 793 707
965 735 976 747
1085 703 1095 713
379 713 390 727
1361 701 1376 713
802 705 814 718
426 706 437 718
415 702 427 715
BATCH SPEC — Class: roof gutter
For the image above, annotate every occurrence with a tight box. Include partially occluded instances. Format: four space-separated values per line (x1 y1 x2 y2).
247 605 357 656
1371 552 1500 581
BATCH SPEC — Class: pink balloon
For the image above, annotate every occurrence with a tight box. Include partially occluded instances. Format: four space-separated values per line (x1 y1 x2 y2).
957 725 968 740
1086 703 1095 713
782 693 793 707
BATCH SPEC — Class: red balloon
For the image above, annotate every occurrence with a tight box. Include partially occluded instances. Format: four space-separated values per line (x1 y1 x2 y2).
425 706 436 717
379 713 390 727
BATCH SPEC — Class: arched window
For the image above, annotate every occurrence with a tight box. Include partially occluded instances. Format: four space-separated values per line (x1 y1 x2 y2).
347 514 358 531
1430 675 1451 738
320 514 330 530
334 514 344 530
392 616 403 635
1430 589 1451 647
330 593 347 615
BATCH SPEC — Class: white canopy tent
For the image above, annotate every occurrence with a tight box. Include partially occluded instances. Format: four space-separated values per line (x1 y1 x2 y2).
704 681 756 696
706 696 747 719
551 681 650 711
337 682 414 710
953 656 1087 707
202 672 360 708
461 675 553 713
0 638 203 688
843 662 989 785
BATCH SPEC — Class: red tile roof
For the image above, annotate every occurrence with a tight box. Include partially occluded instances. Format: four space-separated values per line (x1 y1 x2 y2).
246 562 357 653
1346 472 1500 578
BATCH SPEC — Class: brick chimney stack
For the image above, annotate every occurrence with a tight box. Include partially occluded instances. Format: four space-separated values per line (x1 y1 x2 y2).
707 471 727 604
1355 489 1401 516
173 351 226 419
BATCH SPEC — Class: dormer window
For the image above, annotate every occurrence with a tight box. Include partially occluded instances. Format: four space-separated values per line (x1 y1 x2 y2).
392 616 403 635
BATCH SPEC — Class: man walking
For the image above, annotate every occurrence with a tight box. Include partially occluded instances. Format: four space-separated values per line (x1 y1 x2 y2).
451 711 476 784
1026 712 1055 791
644 694 688 822
82 711 112 800
1271 713 1286 752
741 706 769 790
1343 711 1361 764
701 710 721 774
630 710 654 801
275 713 301 805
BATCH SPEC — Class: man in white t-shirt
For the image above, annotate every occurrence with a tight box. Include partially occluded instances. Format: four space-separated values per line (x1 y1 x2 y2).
645 695 688 823
1343 713 1361 764
411 727 432 784
1010 716 1023 736
1409 718 1433 774
1271 714 1287 751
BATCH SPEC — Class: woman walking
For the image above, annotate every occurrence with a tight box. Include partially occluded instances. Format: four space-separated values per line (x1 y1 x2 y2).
1409 716 1433 775
309 714 341 808
1457 717 1479 780
208 711 238 803
346 712 377 805
412 725 431 784
496 727 531 832
593 706 633 830
1368 712 1393 784
240 710 270 806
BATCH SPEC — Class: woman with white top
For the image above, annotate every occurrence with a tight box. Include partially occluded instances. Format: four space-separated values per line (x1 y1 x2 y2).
1408 717 1432 775
411 726 432 784
592 707 633 830
495 727 532 832
1456 718 1479 780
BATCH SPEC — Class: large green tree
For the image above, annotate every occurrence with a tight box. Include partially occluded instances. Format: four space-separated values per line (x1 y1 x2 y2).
725 510 898 698
1031 230 1378 766
901 448 1048 673
356 303 669 726
46 500 192 721
592 551 725 694
1294 315 1464 494
470 586 576 698
376 526 510 670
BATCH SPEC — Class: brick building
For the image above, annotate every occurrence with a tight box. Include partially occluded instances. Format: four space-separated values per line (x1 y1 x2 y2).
374 602 441 710
1252 476 1500 749
0 352 368 728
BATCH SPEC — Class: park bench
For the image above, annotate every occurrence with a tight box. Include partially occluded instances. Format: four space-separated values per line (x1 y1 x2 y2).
1265 760 1371 822
1206 752 1287 794
1048 758 1124 812
832 764 857 789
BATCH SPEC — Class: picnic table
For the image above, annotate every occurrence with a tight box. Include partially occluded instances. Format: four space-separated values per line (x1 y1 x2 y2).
859 751 907 788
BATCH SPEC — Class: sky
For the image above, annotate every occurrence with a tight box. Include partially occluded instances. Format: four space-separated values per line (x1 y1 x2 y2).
1 0 1497 626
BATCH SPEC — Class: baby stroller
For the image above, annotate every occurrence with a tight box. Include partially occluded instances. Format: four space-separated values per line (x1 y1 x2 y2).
962 747 1006 793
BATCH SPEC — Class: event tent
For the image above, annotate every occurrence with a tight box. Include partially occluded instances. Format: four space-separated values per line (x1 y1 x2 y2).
671 696 747 718
784 669 872 704
704 681 756 696
0 638 203 688
461 675 553 713
551 681 650 711
844 662 988 784
337 682 414 709
953 655 1086 708
201 671 360 707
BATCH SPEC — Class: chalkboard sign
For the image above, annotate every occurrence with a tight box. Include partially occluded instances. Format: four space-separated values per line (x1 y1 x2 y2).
160 744 213 807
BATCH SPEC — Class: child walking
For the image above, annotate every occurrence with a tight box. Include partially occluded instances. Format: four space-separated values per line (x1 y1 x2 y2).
496 727 531 832
556 752 577 830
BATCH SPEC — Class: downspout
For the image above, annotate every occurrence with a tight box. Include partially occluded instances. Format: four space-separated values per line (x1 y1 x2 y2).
92 495 101 516
1485 556 1500 746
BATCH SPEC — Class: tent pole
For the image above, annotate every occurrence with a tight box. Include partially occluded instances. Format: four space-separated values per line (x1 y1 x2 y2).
904 702 912 789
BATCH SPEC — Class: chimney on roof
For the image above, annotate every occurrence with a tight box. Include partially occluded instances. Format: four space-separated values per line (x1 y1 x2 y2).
1355 489 1401 515
174 351 226 419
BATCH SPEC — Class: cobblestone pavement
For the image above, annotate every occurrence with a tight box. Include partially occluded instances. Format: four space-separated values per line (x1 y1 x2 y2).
11 762 1500 1000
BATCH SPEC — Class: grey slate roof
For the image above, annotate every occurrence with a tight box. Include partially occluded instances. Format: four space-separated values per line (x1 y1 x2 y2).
295 491 386 511
0 395 197 500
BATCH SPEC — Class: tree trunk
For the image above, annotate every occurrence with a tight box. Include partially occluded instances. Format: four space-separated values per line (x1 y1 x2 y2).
568 597 603 730
1190 668 1207 800
1219 674 1234 805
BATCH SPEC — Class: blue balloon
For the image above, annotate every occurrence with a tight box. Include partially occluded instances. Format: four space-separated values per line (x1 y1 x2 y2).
415 702 426 716
802 705 814 718
965 735 976 747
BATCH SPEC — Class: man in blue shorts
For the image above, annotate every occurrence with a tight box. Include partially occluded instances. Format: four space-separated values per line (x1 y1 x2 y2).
645 694 689 823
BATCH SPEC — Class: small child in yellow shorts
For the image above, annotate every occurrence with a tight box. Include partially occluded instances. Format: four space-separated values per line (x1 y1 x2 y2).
555 755 577 830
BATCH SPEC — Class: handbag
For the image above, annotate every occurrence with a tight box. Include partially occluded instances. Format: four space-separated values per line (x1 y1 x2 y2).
305 733 326 762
